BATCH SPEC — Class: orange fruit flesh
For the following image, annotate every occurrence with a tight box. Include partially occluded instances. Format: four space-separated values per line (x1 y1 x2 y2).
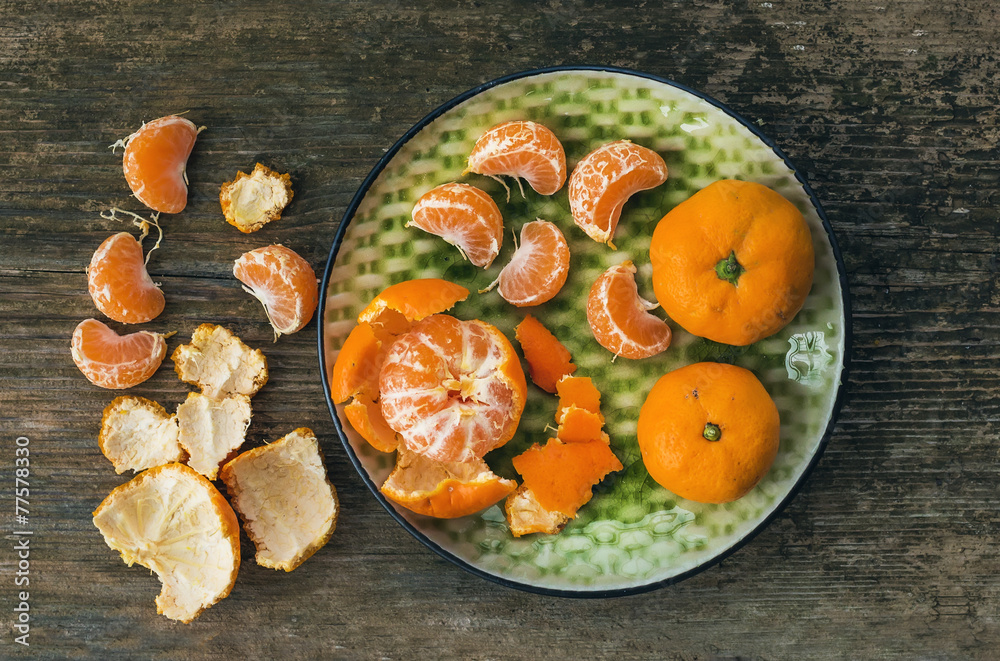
495 220 570 308
343 395 399 453
408 183 504 268
379 314 526 463
555 376 602 424
511 439 622 517
586 260 672 359
637 362 780 504
358 279 469 326
514 314 576 393
568 140 668 245
122 115 198 214
466 120 567 196
71 318 166 390
556 407 607 444
233 244 318 337
381 449 516 519
88 232 165 324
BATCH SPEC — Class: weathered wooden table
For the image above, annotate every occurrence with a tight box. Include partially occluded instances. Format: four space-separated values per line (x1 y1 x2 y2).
2 1 997 658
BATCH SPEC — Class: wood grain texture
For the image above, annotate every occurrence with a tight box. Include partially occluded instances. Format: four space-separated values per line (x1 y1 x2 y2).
2 0 999 658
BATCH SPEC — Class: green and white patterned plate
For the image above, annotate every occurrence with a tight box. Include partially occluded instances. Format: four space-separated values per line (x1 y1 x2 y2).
319 67 849 596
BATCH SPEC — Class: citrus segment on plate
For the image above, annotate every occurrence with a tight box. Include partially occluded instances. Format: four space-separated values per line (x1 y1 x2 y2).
234 244 318 338
408 183 504 268
568 140 668 246
650 179 816 346
378 314 527 463
514 314 576 393
220 163 294 233
465 120 567 196
638 362 780 504
381 448 517 519
172 324 268 399
120 115 199 214
71 318 167 389
586 260 672 359
88 232 165 324
176 392 252 480
220 428 338 571
99 396 185 474
92 463 240 623
488 219 570 308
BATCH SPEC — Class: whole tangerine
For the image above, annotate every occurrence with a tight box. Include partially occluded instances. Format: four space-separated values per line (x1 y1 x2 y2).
649 179 814 346
637 361 779 504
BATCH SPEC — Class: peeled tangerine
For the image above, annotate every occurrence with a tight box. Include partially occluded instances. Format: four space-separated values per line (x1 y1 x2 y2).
172 324 269 400
120 115 199 214
220 428 338 571
88 232 165 324
220 163 294 233
99 396 185 474
71 319 167 389
234 245 318 338
93 463 240 623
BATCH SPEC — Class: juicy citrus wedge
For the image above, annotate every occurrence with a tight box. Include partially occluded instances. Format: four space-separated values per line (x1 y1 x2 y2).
514 314 576 393
71 318 167 389
343 394 399 453
489 220 570 307
358 278 469 327
408 183 504 268
121 115 199 214
220 428 339 571
465 120 567 196
176 392 252 480
638 362 780 504
586 260 672 359
379 314 527 463
220 163 294 233
172 324 269 400
510 438 622 518
568 140 668 246
234 244 319 338
92 463 240 623
88 232 165 324
380 447 517 519
99 396 185 474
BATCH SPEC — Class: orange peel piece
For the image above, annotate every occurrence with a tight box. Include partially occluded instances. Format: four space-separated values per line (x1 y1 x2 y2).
358 278 469 326
343 395 399 453
99 396 186 474
511 438 622 518
556 406 608 444
514 315 576 393
555 375 602 424
220 163 293 233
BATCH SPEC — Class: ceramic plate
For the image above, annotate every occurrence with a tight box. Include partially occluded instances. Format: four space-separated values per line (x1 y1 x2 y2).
319 66 850 596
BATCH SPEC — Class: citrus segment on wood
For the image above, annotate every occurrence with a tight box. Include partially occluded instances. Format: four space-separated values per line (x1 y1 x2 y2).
514 314 576 393
71 318 167 390
490 220 570 308
380 448 517 519
120 115 199 214
92 463 240 623
379 314 527 463
409 183 504 268
568 140 668 246
234 244 318 337
586 260 672 359
466 120 567 196
88 232 165 324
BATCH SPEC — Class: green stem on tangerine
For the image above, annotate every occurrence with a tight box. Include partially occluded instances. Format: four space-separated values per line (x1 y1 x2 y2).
703 423 722 442
715 251 744 286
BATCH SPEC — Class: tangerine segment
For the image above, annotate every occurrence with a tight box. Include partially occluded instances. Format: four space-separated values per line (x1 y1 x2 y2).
358 278 469 327
568 140 668 246
379 314 527 463
122 115 199 214
234 244 318 337
71 319 167 389
88 232 165 324
380 448 517 519
409 183 504 268
650 179 815 346
330 322 389 404
514 314 576 393
493 220 570 307
556 406 608 444
586 261 672 359
637 362 780 504
555 376 602 424
466 120 567 196
343 395 399 453
92 463 240 623
511 438 622 517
